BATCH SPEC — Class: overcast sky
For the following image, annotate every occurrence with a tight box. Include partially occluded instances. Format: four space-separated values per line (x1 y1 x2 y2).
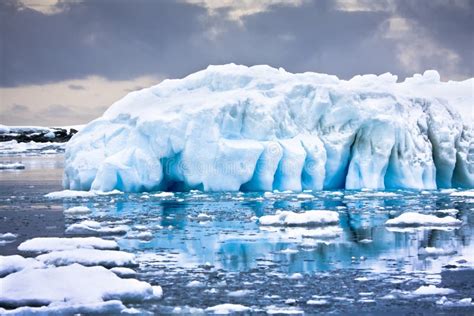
1 0 473 126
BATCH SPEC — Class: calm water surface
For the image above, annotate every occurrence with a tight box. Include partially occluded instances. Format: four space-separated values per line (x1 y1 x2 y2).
1 154 473 315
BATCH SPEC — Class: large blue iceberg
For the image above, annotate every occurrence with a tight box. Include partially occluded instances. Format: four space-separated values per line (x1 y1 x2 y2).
64 64 473 192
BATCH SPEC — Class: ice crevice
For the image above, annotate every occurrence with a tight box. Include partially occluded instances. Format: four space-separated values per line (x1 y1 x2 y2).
63 64 473 192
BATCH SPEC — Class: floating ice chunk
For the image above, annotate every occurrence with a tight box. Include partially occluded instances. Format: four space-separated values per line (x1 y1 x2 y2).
45 190 96 199
0 255 44 277
259 210 339 226
296 193 314 199
66 220 128 236
0 300 127 315
0 264 159 309
307 299 329 305
266 305 304 314
45 189 122 199
0 162 25 170
0 232 17 240
186 280 204 288
196 213 213 221
110 267 137 278
64 206 91 214
385 212 461 227
412 285 455 296
18 237 118 253
436 208 459 216
227 289 254 297
153 192 175 198
205 304 251 314
450 190 474 197
36 249 136 268
418 247 456 256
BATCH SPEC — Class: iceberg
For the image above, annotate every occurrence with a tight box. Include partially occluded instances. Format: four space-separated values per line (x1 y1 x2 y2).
64 64 473 192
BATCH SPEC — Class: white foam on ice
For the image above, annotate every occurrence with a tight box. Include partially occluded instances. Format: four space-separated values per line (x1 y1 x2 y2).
18 237 118 253
63 64 474 192
385 212 461 227
259 210 339 226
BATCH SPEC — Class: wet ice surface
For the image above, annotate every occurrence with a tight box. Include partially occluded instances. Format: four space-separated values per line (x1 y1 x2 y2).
1 156 474 314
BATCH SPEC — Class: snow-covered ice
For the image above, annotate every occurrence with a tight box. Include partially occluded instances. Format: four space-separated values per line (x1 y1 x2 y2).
385 212 461 227
62 64 473 192
36 248 136 268
412 285 456 296
259 210 339 226
45 189 122 199
0 264 159 310
205 303 251 314
65 220 128 236
18 237 118 253
0 255 45 277
64 206 91 214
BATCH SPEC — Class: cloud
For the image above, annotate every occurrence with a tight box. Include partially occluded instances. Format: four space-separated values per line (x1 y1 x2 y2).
186 0 307 21
68 84 85 90
0 75 162 125
1 0 472 125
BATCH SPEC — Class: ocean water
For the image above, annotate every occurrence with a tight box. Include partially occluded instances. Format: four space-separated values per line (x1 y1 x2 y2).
1 155 473 314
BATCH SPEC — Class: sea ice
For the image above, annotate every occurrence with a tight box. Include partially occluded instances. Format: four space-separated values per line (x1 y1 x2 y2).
36 248 137 268
0 162 25 170
205 304 251 314
259 210 339 226
0 255 44 277
18 237 118 253
65 220 128 236
0 264 159 309
412 285 455 296
385 212 461 227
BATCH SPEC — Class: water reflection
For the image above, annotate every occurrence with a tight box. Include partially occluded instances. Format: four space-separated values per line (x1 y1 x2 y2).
58 190 474 276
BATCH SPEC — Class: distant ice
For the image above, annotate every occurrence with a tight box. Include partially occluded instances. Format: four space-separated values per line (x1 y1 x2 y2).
412 285 455 296
45 189 122 199
0 162 25 170
205 303 251 314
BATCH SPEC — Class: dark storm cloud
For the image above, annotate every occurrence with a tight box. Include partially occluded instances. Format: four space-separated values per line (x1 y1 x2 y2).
1 0 472 87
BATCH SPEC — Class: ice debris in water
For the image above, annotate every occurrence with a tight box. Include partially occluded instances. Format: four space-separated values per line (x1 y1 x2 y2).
385 212 462 227
259 210 339 226
65 220 128 236
62 64 473 193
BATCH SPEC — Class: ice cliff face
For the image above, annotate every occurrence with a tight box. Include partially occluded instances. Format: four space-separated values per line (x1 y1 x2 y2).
64 64 473 192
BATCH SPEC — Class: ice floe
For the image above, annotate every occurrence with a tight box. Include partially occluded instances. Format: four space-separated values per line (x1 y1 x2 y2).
65 220 128 236
259 210 339 226
36 248 137 268
385 212 461 227
18 237 118 253
0 255 45 277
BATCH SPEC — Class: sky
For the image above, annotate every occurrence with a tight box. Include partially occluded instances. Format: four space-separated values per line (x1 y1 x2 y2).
1 0 473 126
